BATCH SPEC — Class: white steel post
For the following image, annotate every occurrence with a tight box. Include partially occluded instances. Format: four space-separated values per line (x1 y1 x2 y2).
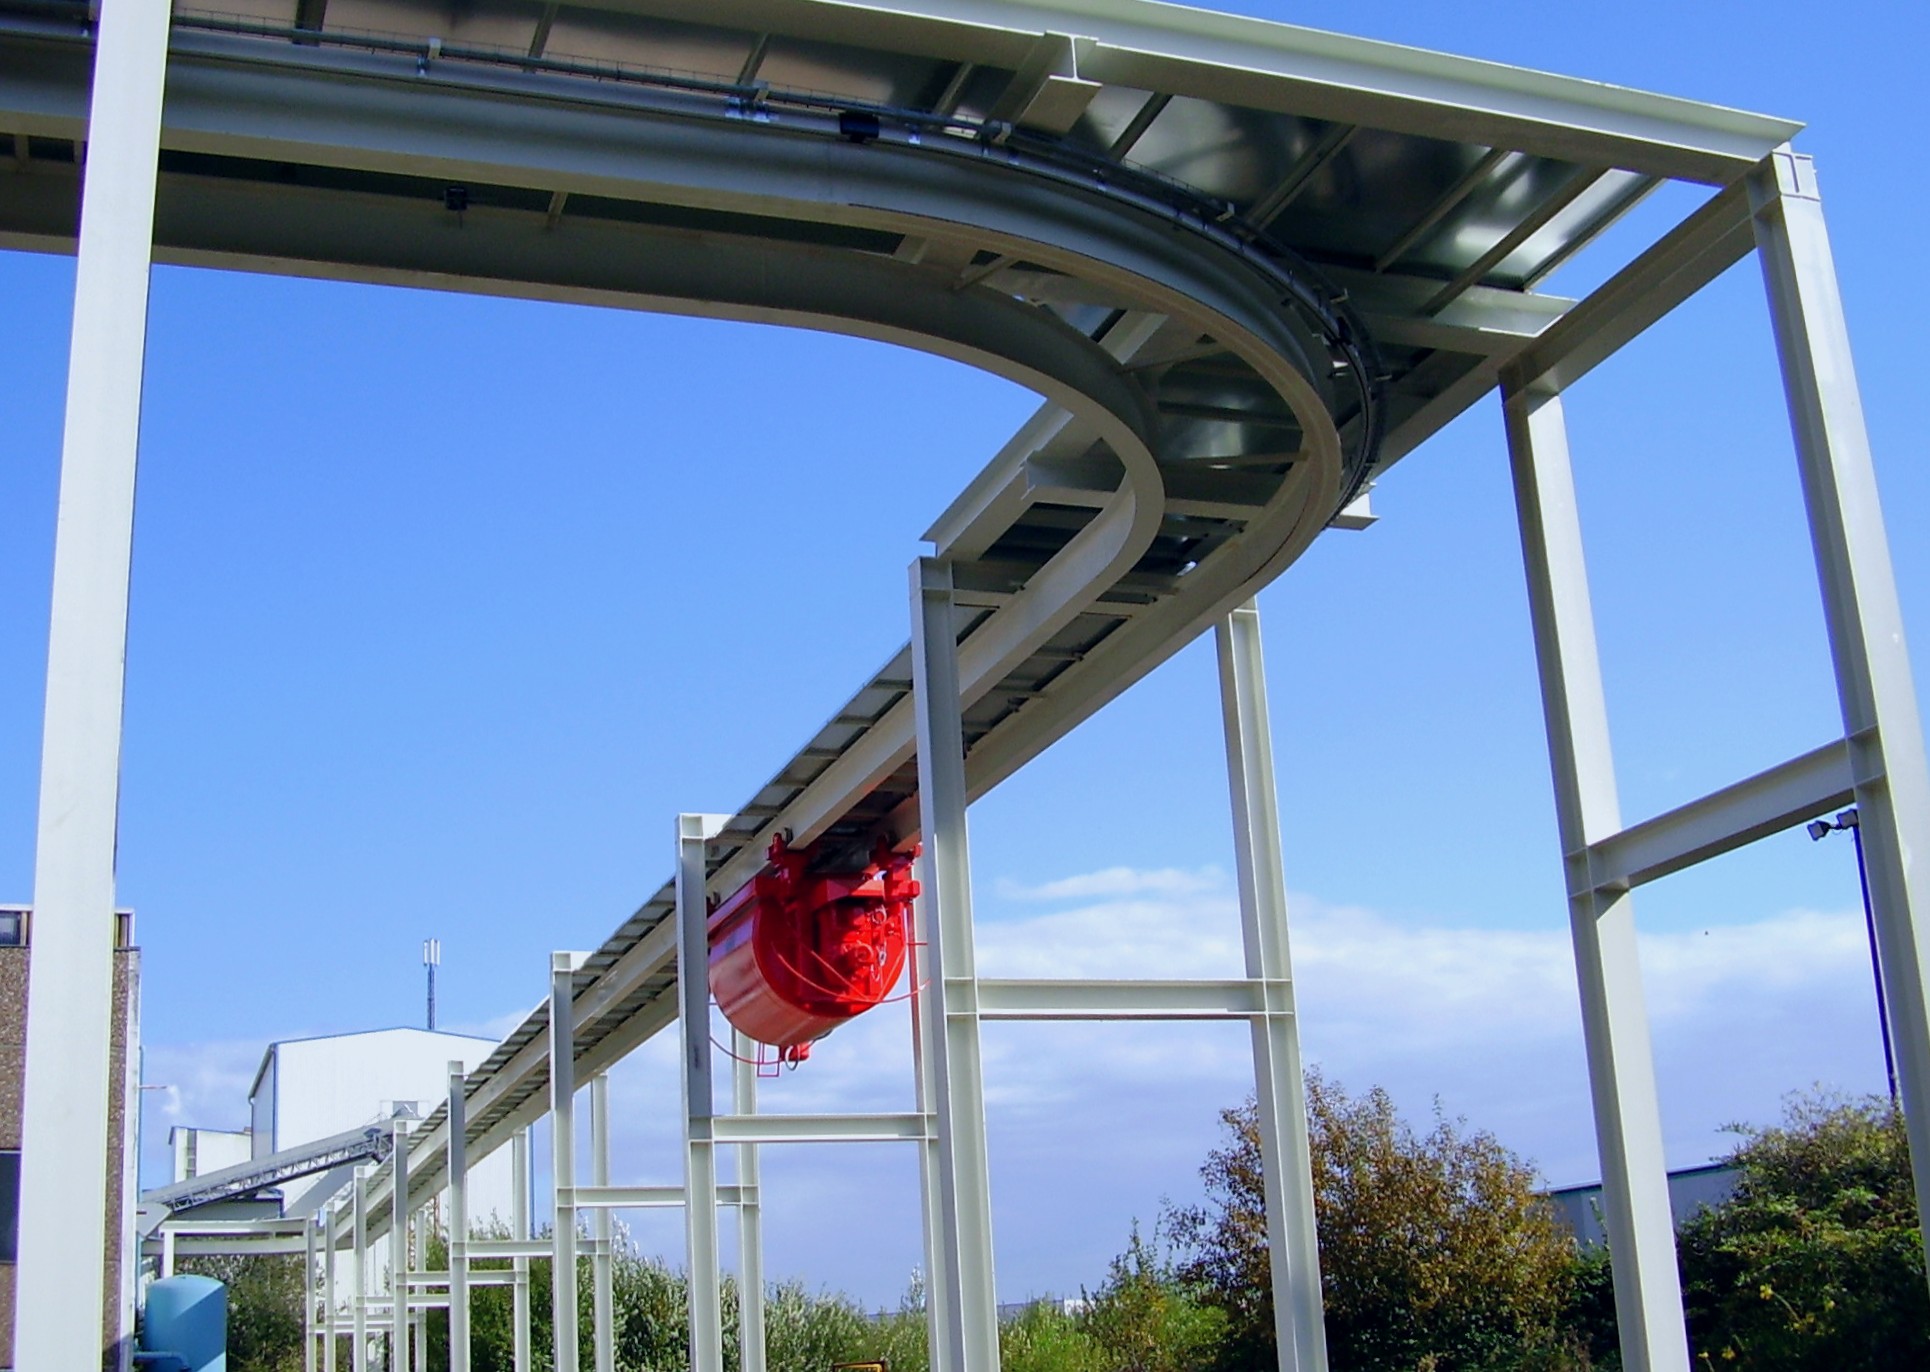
511 1128 532 1372
550 952 582 1372
909 558 1001 1372
13 1 171 1362
679 813 727 1372
1504 385 1689 1372
447 1061 472 1372
391 1118 412 1372
160 1227 176 1280
412 1207 430 1371
732 1030 767 1372
306 1214 320 1372
323 1202 338 1372
1751 146 1930 1286
353 1166 370 1372
907 914 955 1372
1216 602 1328 1372
590 1074 615 1372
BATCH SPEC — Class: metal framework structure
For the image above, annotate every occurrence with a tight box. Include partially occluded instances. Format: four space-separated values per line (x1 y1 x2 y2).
136 1118 394 1235
2 3 1924 1371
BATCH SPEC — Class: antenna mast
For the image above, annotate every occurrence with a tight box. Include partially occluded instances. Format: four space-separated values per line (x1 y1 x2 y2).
423 938 441 1031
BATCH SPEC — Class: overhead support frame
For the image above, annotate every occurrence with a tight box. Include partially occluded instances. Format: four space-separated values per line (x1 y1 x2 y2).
447 1061 472 1372
1502 144 1930 1372
551 950 582 1372
911 558 1005 1372
1748 146 1930 1282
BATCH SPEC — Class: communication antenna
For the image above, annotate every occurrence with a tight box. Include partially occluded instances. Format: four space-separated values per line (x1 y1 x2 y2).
423 938 441 1031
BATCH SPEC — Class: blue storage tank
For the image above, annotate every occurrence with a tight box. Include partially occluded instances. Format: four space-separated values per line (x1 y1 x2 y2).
139 1274 227 1372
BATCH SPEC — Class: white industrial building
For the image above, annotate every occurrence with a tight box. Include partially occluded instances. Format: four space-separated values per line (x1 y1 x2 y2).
167 1127 251 1188
242 1028 518 1227
166 1028 520 1235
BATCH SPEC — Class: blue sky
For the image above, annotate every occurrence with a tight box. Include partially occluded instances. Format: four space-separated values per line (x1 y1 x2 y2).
3 0 1926 1305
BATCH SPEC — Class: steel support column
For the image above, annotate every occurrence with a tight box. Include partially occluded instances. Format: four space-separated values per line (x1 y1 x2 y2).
550 951 581 1372
908 915 955 1372
306 1212 320 1372
1504 386 1688 1372
447 1062 472 1372
13 0 171 1362
511 1127 533 1372
1215 601 1327 1372
1750 145 1930 1286
732 1031 768 1372
590 1074 615 1372
391 1118 412 1372
323 1201 337 1372
412 1207 430 1371
352 1166 370 1372
679 812 729 1372
909 557 1002 1372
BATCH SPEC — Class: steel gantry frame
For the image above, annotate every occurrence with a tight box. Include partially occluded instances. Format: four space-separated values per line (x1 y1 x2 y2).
1497 146 1930 1372
10 1 1929 1369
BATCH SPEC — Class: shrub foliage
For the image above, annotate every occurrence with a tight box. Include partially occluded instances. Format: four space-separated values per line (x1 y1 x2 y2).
1167 1070 1584 1371
1678 1091 1927 1371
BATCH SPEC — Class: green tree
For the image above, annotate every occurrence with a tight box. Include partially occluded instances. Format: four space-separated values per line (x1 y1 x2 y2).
1678 1090 1927 1371
1168 1072 1585 1371
1078 1223 1226 1372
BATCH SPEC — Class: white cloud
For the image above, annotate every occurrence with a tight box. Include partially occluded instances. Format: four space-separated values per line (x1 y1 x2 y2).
444 1004 540 1043
994 866 1226 903
142 1036 266 1134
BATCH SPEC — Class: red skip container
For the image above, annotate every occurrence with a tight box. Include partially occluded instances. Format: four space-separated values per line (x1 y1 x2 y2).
708 836 918 1059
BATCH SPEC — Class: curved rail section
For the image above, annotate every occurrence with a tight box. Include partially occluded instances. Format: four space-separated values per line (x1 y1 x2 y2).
0 9 1383 1246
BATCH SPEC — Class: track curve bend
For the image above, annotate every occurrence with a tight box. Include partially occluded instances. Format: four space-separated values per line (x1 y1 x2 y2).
0 7 1383 1232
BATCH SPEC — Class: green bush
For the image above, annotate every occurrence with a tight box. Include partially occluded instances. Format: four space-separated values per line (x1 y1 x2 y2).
1168 1074 1589 1371
1678 1091 1927 1371
1079 1225 1226 1372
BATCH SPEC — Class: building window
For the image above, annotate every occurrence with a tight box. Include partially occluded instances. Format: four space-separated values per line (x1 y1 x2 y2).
0 909 24 947
0 1150 19 1262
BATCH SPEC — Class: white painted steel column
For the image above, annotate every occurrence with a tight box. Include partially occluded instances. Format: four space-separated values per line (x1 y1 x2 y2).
590 1074 615 1372
1751 146 1930 1286
679 813 728 1372
511 1128 533 1372
160 1227 176 1280
391 1118 412 1372
909 558 1001 1372
13 1 171 1362
731 1030 767 1372
1216 602 1328 1372
446 1062 472 1372
323 1202 338 1372
352 1166 370 1372
907 915 955 1372
1504 386 1689 1372
306 1214 321 1372
412 1207 430 1371
550 952 582 1372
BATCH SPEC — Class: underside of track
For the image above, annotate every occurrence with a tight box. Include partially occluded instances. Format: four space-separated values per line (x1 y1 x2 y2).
0 0 1801 1247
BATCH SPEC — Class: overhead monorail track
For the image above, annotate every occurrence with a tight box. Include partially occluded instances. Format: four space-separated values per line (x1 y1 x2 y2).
0 0 1811 1263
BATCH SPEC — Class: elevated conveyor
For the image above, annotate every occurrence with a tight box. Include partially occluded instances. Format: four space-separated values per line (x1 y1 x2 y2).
136 1119 395 1236
0 0 1805 1251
